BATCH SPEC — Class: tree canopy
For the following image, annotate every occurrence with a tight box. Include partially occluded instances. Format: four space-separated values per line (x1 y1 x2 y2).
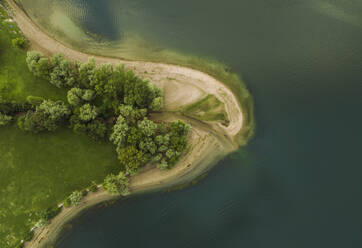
10 52 189 181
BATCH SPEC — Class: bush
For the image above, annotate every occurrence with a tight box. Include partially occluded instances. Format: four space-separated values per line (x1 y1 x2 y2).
26 95 44 106
17 100 71 133
23 230 34 241
88 181 98 192
68 190 83 206
12 37 28 49
102 172 130 196
0 113 12 126
63 198 72 208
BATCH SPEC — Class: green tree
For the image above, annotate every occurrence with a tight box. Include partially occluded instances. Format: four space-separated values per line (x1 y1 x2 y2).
26 51 50 78
68 190 83 206
110 115 129 148
139 138 157 154
150 97 163 111
0 113 12 126
67 87 84 106
117 146 149 175
78 58 96 88
102 172 130 196
91 64 113 95
156 159 169 170
12 37 28 49
79 104 99 122
137 117 158 137
67 88 95 106
118 105 147 124
49 54 77 88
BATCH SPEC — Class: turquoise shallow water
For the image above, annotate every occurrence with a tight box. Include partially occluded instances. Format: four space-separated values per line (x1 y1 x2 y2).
20 0 362 247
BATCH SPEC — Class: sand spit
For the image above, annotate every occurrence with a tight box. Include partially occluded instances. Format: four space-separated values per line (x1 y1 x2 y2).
4 1 246 247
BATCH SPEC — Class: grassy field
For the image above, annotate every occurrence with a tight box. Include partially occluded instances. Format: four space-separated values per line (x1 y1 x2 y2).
0 6 66 102
182 95 229 125
0 5 119 248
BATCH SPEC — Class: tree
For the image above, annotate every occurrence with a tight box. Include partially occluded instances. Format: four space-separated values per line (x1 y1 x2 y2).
67 88 95 106
102 172 130 196
49 54 77 88
0 113 12 126
117 146 149 175
12 37 28 49
150 97 163 111
78 58 96 88
26 51 50 78
156 159 169 170
104 64 125 100
67 87 84 106
68 191 83 206
137 117 158 137
139 138 157 154
82 89 95 102
79 104 99 122
118 105 147 124
91 64 113 95
110 115 129 148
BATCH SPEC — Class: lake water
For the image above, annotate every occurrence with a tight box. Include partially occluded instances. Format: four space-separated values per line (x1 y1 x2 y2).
20 0 362 247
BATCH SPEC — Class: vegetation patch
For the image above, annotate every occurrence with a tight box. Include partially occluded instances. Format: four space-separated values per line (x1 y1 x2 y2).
0 5 190 247
182 94 229 125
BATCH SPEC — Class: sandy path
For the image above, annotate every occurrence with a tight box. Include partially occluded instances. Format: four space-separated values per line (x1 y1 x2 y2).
4 1 245 247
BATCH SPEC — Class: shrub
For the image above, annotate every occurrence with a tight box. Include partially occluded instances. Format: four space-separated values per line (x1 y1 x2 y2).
23 230 34 241
17 100 71 133
0 113 12 126
102 172 130 196
68 190 83 206
12 37 28 49
26 95 44 106
88 181 98 192
63 198 72 208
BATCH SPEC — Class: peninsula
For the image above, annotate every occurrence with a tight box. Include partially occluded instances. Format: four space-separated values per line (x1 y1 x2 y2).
0 1 254 247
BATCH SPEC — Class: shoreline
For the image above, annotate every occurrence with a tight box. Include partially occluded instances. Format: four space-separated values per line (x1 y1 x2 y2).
3 0 253 247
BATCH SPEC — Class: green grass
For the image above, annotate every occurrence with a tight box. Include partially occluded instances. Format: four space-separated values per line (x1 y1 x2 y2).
0 6 120 248
0 5 66 102
182 95 229 125
0 125 119 248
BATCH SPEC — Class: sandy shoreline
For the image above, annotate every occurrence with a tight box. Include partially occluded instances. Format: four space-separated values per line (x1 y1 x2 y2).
4 0 247 247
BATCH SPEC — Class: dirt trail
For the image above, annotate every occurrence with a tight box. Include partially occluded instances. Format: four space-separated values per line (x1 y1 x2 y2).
4 1 245 247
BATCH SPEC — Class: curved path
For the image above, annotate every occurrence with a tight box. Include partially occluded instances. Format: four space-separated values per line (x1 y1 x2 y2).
4 1 245 247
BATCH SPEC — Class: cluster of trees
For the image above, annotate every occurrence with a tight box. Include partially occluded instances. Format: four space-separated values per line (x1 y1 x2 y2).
25 51 189 173
17 100 71 133
0 51 190 199
110 112 190 174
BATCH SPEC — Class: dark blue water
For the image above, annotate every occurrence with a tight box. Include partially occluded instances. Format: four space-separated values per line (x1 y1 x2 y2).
26 0 362 247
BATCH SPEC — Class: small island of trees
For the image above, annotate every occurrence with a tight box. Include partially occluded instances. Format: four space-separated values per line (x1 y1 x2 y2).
0 51 190 195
